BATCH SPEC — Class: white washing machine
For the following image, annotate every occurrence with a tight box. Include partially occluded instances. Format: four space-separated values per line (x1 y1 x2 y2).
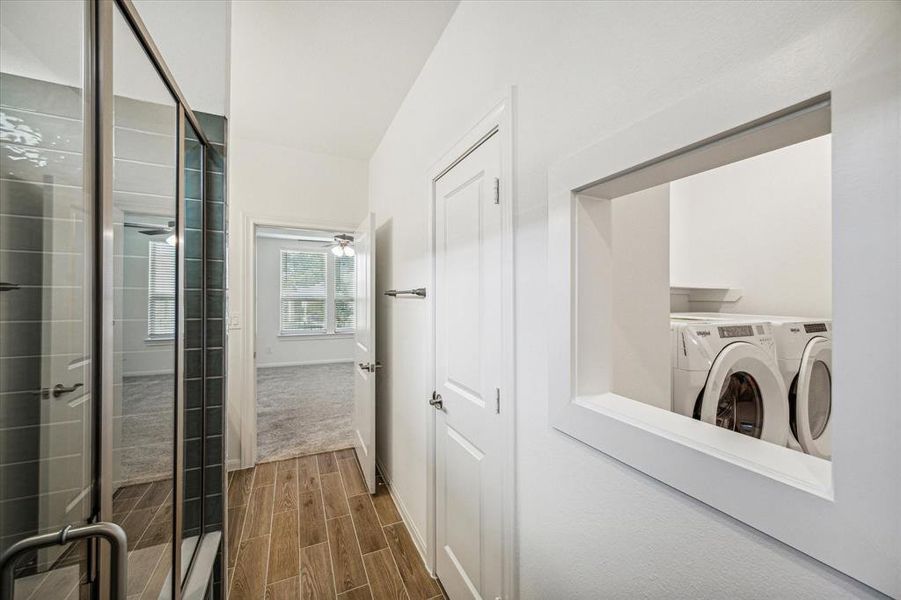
675 313 832 459
671 316 789 445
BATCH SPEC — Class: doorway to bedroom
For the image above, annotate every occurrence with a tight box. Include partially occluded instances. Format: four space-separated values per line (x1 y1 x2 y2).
254 226 357 462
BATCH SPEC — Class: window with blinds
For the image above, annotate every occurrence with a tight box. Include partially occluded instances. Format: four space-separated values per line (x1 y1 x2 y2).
280 250 328 334
335 255 356 332
148 240 176 339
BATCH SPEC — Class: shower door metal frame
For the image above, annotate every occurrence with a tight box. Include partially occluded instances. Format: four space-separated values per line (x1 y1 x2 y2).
93 0 221 598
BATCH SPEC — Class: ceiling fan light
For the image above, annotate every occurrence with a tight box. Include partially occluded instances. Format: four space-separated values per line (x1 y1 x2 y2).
344 246 355 257
331 245 344 257
166 234 177 246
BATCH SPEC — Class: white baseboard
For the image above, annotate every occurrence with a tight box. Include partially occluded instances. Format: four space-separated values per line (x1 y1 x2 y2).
227 458 242 472
377 459 429 568
255 359 354 368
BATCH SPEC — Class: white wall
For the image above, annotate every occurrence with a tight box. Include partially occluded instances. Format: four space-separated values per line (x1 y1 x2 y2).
226 8 370 464
369 1 897 597
133 0 230 116
255 236 354 368
0 0 229 116
670 135 832 318
611 185 671 409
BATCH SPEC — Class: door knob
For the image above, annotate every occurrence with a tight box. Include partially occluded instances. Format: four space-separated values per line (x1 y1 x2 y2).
429 391 443 410
358 362 383 372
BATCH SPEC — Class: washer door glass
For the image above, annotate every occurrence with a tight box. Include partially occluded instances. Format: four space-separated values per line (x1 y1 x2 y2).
807 360 831 439
700 341 789 445
716 371 764 438
794 336 833 458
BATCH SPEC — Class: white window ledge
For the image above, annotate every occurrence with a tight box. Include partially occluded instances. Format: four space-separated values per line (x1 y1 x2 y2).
278 332 353 340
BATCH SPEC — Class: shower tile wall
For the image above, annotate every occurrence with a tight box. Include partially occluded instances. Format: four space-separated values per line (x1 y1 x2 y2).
0 72 227 588
182 110 227 598
203 112 227 600
183 112 227 541
0 73 93 569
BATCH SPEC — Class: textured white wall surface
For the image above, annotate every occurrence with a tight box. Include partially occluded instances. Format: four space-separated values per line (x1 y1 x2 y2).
670 135 832 318
368 1 898 597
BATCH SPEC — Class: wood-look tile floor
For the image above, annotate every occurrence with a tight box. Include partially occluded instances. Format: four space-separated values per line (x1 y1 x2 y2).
13 479 173 600
228 449 445 600
113 479 174 599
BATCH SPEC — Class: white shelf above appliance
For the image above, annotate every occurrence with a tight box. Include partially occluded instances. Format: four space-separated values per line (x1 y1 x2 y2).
670 285 743 303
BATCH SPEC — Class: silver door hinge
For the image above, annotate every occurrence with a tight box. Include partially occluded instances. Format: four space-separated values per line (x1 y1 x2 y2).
493 177 500 204
495 388 500 414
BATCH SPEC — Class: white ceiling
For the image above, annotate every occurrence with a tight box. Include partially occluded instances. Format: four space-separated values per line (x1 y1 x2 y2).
230 0 458 160
135 0 230 116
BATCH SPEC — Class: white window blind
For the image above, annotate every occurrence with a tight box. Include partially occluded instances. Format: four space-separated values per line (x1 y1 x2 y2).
335 255 356 332
280 250 327 334
147 240 175 339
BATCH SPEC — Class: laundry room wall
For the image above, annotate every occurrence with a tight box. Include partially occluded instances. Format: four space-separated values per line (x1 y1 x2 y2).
669 135 832 318
369 1 897 597
611 185 671 409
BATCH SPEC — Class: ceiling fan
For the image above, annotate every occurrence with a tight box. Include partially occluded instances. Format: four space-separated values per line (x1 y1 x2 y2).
124 220 176 245
322 233 355 257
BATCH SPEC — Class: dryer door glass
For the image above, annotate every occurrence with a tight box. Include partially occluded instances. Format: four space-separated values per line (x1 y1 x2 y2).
808 361 831 440
716 371 764 438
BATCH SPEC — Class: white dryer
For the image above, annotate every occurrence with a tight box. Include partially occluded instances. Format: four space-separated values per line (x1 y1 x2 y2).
671 317 789 445
676 313 832 459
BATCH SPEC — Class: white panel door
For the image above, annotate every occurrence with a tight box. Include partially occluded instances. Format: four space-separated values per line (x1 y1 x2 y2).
434 133 503 599
353 212 377 493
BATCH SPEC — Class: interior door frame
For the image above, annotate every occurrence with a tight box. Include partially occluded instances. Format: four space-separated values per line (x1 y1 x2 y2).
240 214 358 469
426 90 517 598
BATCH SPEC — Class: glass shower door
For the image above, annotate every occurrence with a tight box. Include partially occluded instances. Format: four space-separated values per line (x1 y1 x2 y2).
109 5 179 598
2 2 222 596
0 1 95 597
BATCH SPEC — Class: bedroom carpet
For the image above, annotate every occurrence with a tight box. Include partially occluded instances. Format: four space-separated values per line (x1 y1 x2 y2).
256 363 355 463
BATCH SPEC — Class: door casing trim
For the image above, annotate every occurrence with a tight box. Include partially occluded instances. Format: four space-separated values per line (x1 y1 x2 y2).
239 214 358 468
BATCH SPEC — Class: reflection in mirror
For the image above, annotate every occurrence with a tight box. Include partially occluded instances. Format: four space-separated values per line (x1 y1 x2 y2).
0 1 94 596
578 101 832 461
111 5 177 598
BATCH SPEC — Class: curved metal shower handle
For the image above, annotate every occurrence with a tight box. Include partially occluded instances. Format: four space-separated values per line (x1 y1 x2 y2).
0 521 127 599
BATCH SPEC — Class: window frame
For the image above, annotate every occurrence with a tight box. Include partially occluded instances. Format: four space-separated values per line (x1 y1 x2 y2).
278 247 355 337
278 248 329 335
547 52 900 595
334 254 356 334
147 239 176 341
